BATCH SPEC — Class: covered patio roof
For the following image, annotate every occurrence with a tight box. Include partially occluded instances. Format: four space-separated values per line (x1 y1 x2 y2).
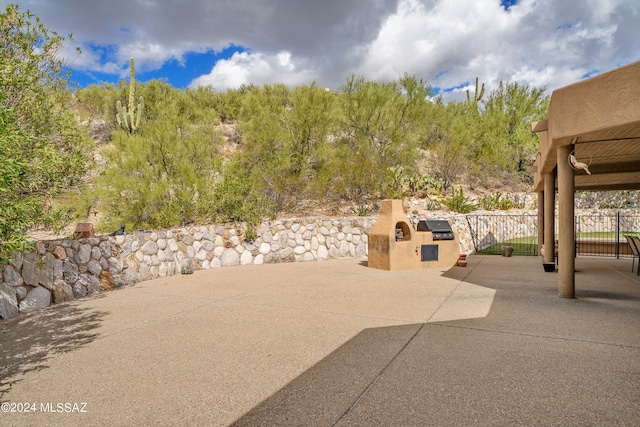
532 60 640 191
531 60 640 297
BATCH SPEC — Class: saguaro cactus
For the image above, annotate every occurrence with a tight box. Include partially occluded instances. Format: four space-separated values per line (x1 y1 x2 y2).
466 77 485 107
116 57 144 133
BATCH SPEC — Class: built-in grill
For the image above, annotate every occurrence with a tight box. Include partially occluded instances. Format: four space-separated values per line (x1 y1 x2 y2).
367 200 460 270
417 220 455 241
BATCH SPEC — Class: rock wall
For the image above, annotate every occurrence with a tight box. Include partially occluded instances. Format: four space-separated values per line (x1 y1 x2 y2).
2 209 637 320
1 217 376 320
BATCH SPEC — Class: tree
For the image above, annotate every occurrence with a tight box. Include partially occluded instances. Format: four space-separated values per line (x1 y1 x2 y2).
0 5 91 263
236 83 336 212
478 81 548 184
96 88 223 230
327 75 428 202
424 98 476 189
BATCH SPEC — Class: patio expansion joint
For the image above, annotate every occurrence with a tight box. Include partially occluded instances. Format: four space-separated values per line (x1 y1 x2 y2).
430 323 640 350
332 322 427 427
425 256 487 323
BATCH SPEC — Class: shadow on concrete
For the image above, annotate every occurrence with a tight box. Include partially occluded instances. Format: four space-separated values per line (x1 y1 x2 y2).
232 256 640 426
231 323 424 426
0 299 107 401
578 289 640 301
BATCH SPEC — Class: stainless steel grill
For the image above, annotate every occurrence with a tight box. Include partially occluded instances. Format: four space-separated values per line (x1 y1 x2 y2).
417 220 455 241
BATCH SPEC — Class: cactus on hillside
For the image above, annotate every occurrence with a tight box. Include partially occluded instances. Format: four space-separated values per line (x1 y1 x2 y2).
116 57 144 133
466 77 485 107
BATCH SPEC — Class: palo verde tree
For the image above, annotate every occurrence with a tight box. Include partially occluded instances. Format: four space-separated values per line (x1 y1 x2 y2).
97 82 223 230
327 74 430 202
481 81 548 179
236 83 337 212
0 4 91 263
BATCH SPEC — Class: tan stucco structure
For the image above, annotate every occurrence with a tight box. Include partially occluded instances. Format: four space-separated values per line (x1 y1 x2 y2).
367 199 459 270
531 60 640 297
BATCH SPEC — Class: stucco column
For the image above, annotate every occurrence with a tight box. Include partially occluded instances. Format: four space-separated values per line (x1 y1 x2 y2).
543 173 555 264
537 190 544 256
557 145 575 298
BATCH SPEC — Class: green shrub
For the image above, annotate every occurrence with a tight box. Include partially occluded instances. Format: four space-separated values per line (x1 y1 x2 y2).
443 187 476 213
212 173 274 226
479 192 521 210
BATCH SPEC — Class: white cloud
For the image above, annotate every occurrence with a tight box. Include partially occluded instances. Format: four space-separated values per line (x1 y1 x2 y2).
353 0 639 99
11 0 640 99
189 51 315 90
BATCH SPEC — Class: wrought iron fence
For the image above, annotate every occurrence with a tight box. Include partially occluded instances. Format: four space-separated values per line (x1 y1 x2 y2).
575 212 640 258
468 212 640 257
467 214 539 256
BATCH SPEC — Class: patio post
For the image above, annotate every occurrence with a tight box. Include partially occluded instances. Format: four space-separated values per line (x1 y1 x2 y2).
537 190 544 256
557 144 575 298
543 173 555 264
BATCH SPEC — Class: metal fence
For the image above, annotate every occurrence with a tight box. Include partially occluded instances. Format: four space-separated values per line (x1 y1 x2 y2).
467 214 539 256
575 212 640 258
468 212 640 257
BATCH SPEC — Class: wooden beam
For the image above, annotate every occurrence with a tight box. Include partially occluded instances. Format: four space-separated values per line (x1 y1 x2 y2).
574 182 640 191
587 162 640 175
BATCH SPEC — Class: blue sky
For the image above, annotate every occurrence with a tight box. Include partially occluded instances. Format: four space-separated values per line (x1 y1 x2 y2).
9 0 640 100
71 46 245 89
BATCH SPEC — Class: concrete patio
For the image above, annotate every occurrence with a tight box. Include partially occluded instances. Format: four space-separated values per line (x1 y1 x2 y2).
1 255 639 426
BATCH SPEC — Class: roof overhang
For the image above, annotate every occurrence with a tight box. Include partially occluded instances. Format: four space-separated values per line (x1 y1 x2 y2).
532 60 640 192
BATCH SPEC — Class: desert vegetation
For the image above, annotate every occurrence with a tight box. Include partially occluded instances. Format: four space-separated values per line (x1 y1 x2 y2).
2 4 551 261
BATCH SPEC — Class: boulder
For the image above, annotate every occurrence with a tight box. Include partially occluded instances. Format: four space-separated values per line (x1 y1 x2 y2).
14 286 28 301
99 271 115 290
259 243 271 255
112 274 126 287
52 245 67 260
52 279 74 303
99 240 112 258
21 253 42 286
264 252 281 264
87 259 103 276
53 258 64 280
221 249 239 267
72 281 87 298
91 246 102 260
75 243 92 264
0 283 19 319
63 259 79 284
2 264 23 287
19 286 51 313
87 275 102 294
107 257 123 275
317 245 329 260
122 269 139 284
240 250 253 265
141 240 159 256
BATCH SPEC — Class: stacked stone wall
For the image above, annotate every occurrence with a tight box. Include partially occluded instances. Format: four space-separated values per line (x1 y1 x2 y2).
1 217 374 319
2 209 638 319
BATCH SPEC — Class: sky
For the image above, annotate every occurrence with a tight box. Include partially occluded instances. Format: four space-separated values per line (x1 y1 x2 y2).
6 0 640 101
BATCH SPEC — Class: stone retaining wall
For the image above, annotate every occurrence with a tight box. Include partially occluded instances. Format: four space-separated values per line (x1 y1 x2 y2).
2 208 637 320
1 217 376 320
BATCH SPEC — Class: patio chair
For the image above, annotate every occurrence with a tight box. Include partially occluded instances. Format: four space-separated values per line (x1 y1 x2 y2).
624 235 640 275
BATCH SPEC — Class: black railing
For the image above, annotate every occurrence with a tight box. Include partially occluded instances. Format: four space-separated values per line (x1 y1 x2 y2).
467 214 539 256
575 212 640 258
468 212 640 257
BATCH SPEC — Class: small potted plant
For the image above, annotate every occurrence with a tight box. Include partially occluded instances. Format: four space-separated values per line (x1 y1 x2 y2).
501 245 514 257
